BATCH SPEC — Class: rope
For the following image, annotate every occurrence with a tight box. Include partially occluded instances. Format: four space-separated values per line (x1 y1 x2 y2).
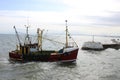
68 31 78 47
43 37 65 45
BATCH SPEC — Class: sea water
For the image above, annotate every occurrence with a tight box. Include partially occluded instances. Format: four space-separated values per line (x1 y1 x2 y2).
0 34 120 80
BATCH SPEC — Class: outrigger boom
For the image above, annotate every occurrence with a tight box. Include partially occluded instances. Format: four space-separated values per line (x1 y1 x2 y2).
13 26 21 46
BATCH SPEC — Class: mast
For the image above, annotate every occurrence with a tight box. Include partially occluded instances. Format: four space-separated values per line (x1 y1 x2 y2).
37 28 44 51
24 25 30 44
13 26 21 46
65 20 68 48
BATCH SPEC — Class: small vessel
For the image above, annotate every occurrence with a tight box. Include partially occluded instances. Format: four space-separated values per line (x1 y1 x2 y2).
81 41 104 50
81 36 104 50
9 20 79 62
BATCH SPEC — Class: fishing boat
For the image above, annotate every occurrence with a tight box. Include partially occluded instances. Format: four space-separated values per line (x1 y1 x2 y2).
9 20 79 62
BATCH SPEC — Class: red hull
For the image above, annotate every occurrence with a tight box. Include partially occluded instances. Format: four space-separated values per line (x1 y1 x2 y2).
9 51 22 61
9 48 79 62
49 49 79 62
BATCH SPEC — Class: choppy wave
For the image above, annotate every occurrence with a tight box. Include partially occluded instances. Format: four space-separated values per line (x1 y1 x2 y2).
0 57 9 64
0 34 120 80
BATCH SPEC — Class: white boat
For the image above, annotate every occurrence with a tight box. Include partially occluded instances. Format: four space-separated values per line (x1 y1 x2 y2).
81 41 104 50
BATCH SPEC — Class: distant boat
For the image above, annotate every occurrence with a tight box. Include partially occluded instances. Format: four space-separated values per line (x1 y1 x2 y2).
82 36 120 50
9 20 79 62
81 35 104 51
81 41 104 51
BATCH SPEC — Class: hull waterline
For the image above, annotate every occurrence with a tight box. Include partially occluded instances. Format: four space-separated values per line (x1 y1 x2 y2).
9 48 79 62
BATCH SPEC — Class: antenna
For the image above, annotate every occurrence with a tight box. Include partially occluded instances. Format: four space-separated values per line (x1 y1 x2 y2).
92 35 94 42
65 20 68 47
27 16 29 26
27 16 31 27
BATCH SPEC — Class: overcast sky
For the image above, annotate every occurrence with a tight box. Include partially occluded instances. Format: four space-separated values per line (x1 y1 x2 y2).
0 0 120 35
